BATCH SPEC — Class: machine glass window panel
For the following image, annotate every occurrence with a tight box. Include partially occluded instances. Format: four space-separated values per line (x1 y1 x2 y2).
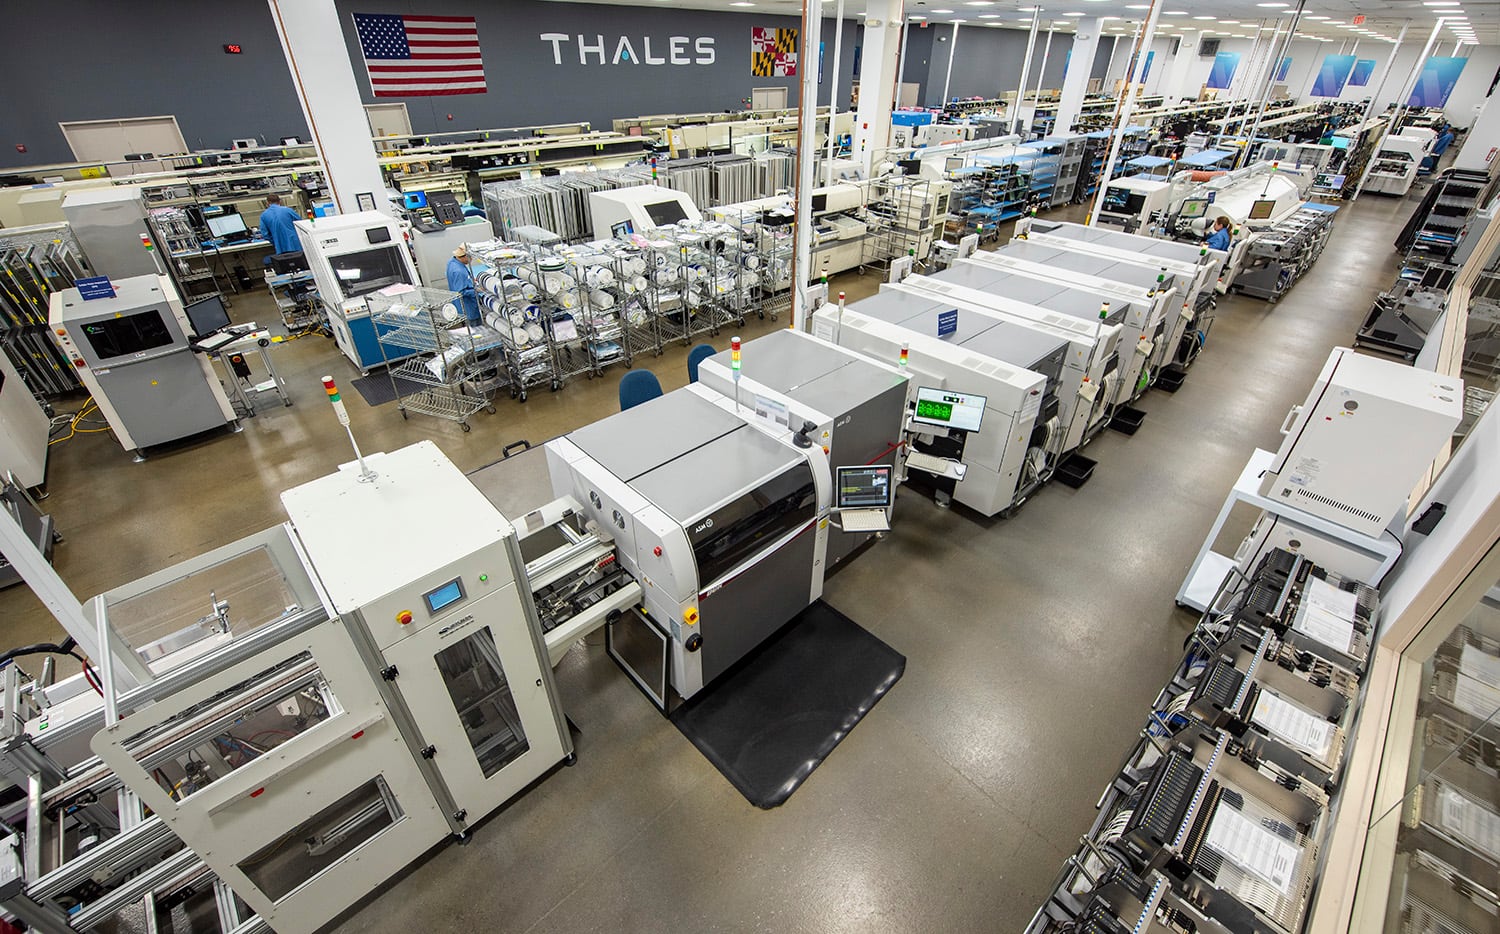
327 246 408 299
121 652 338 801
237 777 402 902
1364 564 1500 930
80 310 175 361
687 466 817 585
434 627 530 778
644 200 688 227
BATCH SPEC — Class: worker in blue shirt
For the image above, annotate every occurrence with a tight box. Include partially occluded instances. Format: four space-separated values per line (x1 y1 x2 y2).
257 194 302 255
446 246 481 324
1205 216 1232 252
1432 125 1456 157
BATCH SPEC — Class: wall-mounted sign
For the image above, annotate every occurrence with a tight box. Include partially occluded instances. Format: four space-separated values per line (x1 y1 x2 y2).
540 33 717 66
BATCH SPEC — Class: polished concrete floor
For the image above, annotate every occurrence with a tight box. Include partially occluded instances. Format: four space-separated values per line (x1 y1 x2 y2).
2 192 1418 932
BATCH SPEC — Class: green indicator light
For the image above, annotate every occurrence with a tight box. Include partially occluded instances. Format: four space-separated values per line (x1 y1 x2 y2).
479 574 489 583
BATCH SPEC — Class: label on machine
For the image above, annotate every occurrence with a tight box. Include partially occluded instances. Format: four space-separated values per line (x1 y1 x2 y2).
1204 807 1298 896
937 308 958 338
76 276 117 301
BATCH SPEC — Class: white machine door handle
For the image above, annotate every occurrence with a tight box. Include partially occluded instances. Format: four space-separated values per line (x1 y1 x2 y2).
1278 404 1302 435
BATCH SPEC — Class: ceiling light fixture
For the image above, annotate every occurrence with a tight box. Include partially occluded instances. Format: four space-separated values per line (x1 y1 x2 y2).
1303 15 1327 20
909 15 927 20
1257 2 1289 7
963 1 995 6
978 13 1000 18
1163 10 1189 15
1423 1 1461 6
1193 15 1214 20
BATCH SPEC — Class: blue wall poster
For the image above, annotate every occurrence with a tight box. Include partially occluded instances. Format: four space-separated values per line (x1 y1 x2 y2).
1142 50 1155 83
1310 54 1357 97
1276 57 1292 82
1205 52 1240 90
1408 56 1468 108
1349 59 1376 87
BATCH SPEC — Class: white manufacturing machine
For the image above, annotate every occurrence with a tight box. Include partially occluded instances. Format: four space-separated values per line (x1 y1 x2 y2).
588 186 701 239
546 385 832 708
1259 347 1464 538
959 241 1185 400
48 274 237 461
297 211 422 373
0 441 612 934
812 294 1052 517
882 265 1129 452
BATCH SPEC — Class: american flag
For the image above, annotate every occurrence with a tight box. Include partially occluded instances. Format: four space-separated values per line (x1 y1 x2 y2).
353 13 486 97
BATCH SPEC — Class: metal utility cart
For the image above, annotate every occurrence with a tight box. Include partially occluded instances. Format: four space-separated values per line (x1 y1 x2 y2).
468 242 560 401
368 287 497 431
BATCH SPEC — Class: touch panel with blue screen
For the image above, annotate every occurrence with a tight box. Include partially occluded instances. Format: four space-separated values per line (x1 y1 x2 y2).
424 578 466 614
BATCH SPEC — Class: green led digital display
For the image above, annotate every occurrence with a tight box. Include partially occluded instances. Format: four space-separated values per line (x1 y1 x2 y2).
915 399 953 422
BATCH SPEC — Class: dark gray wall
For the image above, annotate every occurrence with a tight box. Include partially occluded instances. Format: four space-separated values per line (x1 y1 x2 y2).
919 25 1070 107
333 1 861 138
1 1 1082 170
2 0 307 169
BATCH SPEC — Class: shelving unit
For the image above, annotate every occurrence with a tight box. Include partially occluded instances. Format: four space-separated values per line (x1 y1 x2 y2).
0 225 86 396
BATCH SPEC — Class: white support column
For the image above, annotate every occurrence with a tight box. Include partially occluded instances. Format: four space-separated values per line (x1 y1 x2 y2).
1012 8 1042 135
1088 0 1162 226
824 0 847 185
941 22 961 106
268 0 391 217
854 0 905 171
1162 29 1199 104
1033 26 1057 108
1056 18 1103 132
793 0 824 331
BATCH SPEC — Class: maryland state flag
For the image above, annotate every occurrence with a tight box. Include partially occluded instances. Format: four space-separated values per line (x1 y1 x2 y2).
751 27 798 77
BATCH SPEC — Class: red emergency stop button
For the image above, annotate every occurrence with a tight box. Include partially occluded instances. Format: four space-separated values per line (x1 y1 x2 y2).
653 546 662 556
396 610 413 626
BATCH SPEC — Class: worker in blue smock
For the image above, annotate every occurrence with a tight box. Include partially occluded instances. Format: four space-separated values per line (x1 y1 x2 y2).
1432 125 1456 157
1205 216 1232 253
446 246 481 324
257 194 302 255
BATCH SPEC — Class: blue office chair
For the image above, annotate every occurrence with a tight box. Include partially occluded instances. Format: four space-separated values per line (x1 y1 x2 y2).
687 343 716 384
618 370 663 411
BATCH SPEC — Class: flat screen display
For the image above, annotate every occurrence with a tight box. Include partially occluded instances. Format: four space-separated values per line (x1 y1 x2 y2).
366 226 393 244
1179 198 1209 219
611 220 634 237
423 578 465 614
912 386 986 433
836 465 893 510
644 199 688 226
81 310 175 361
945 157 966 172
403 191 428 210
185 294 231 336
1249 199 1276 221
329 245 409 298
207 213 248 239
1103 186 1132 212
1328 136 1351 150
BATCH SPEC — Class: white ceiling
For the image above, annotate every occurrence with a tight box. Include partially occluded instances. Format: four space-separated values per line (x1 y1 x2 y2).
543 0 1500 45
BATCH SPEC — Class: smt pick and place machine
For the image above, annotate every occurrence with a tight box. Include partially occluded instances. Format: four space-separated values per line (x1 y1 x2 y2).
695 330 909 568
546 385 832 708
880 268 1127 452
813 294 1051 518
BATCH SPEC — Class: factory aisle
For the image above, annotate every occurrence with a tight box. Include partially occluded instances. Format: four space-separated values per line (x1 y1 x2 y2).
2 194 1418 933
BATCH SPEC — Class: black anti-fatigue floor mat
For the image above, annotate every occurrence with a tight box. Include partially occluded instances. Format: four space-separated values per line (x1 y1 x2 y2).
349 372 427 407
669 600 905 809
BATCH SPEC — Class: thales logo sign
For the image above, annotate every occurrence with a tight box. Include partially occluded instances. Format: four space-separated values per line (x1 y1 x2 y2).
541 33 716 66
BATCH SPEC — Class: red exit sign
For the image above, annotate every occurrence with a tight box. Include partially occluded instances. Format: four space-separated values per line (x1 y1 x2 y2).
1352 15 1365 25
223 43 243 54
